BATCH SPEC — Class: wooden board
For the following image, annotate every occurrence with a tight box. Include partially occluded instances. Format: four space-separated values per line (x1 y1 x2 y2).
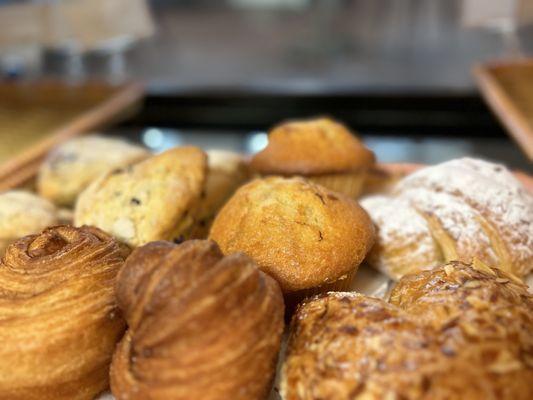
0 80 143 191
474 59 533 161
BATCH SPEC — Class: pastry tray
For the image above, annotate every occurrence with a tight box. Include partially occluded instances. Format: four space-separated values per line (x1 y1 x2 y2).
0 80 143 191
475 58 533 161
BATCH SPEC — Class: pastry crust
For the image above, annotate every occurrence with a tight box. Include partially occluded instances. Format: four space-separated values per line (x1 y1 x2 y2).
110 240 284 400
0 191 59 254
74 146 207 247
282 261 533 400
38 135 149 207
189 150 249 238
362 158 533 279
0 225 127 400
250 117 375 175
209 176 375 293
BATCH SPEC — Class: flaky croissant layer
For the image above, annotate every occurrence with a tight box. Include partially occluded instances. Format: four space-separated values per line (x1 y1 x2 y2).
0 225 127 400
282 261 533 400
110 240 285 400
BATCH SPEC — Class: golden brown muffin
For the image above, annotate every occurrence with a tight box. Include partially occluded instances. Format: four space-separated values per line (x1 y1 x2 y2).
209 176 375 298
0 225 127 400
189 149 249 238
0 190 60 255
250 117 375 198
74 146 207 247
282 261 533 400
110 240 284 400
361 158 533 280
38 135 149 207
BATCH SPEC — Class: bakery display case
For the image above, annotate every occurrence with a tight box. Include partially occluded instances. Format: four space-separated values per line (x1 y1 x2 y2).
0 1 532 400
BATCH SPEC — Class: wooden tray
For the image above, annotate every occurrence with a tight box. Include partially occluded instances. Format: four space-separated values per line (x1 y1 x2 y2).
474 59 533 161
0 80 143 191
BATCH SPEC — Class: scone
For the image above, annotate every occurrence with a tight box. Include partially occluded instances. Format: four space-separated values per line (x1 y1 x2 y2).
361 158 533 280
74 147 207 247
38 135 149 207
189 150 249 238
250 117 375 198
0 191 59 254
209 176 375 302
282 261 533 400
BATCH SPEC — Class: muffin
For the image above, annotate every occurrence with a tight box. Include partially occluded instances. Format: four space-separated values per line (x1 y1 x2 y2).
74 147 207 247
250 117 375 198
38 135 149 207
189 150 249 238
0 191 59 254
209 176 375 303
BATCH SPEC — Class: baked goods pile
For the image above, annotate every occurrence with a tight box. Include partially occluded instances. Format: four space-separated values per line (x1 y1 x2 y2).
0 116 531 399
283 260 533 400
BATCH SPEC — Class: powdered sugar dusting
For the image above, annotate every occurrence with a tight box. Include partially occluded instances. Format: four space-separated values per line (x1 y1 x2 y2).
394 158 533 275
361 195 440 279
400 187 498 265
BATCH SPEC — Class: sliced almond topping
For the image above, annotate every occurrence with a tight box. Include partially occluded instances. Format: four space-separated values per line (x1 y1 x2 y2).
463 280 482 289
444 264 455 277
471 257 497 277
495 278 509 284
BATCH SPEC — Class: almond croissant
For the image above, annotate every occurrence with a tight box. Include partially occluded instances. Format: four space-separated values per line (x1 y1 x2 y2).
282 261 533 400
110 240 285 400
0 225 128 400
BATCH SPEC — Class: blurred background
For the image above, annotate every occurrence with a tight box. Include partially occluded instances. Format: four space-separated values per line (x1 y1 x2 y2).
1 0 532 169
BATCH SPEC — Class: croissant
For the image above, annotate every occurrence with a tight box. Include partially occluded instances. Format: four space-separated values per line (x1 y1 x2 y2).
282 261 533 400
361 158 533 280
110 239 284 400
0 225 128 400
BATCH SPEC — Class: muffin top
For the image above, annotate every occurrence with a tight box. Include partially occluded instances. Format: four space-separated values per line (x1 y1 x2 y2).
250 117 375 175
209 177 375 292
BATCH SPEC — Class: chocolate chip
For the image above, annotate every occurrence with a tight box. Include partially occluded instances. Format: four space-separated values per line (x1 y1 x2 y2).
130 197 141 205
173 235 185 244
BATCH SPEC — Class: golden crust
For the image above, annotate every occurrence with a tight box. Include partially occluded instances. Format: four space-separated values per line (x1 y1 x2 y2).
188 150 250 238
74 147 207 247
0 225 127 400
209 177 375 293
110 240 284 400
250 117 375 175
282 261 533 400
390 260 533 355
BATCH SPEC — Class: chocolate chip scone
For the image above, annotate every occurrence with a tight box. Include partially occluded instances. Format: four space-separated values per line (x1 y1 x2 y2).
38 136 149 207
74 147 207 247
